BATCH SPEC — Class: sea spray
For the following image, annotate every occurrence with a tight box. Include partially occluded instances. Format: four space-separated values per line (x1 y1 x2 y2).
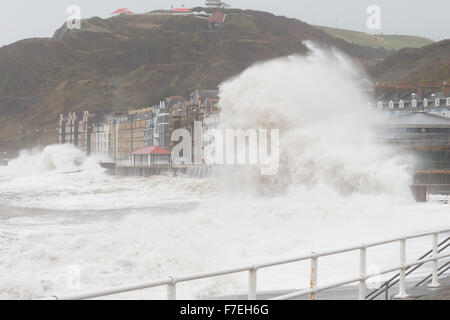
216 42 412 198
1 45 449 299
0 144 88 178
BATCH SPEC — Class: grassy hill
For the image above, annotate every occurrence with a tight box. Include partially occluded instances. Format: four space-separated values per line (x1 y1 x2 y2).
369 39 450 84
315 25 434 51
0 9 392 150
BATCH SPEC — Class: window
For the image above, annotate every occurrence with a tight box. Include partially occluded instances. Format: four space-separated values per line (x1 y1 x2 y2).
399 100 404 108
447 98 450 106
435 98 440 107
412 99 417 108
424 99 428 107
389 101 394 109
377 101 383 109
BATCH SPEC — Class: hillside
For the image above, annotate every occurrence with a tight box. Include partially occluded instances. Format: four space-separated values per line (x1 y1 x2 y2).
0 9 392 149
369 39 450 84
314 26 433 51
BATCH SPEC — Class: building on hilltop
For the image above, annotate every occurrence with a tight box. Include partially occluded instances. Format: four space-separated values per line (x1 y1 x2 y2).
112 8 134 16
208 11 226 29
170 7 192 15
206 0 227 8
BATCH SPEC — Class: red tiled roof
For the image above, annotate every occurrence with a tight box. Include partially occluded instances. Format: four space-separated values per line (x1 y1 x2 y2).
112 8 134 15
171 8 192 12
132 146 171 155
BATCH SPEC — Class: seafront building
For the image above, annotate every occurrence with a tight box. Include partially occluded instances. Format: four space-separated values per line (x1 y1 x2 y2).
205 0 227 8
56 83 450 195
374 82 450 117
117 108 154 160
131 146 172 166
57 90 220 162
375 82 450 194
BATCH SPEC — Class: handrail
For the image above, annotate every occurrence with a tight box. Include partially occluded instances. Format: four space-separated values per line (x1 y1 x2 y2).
271 252 450 300
44 228 450 300
366 236 450 300
414 259 450 288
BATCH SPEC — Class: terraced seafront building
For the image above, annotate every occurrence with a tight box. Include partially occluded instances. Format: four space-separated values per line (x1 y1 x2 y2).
375 82 450 116
57 90 220 162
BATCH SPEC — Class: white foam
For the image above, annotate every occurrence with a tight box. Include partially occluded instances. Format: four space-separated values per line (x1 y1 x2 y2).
1 44 449 299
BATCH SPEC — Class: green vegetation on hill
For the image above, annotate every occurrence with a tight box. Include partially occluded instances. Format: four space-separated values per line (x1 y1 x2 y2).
369 40 450 84
0 9 392 149
315 25 434 51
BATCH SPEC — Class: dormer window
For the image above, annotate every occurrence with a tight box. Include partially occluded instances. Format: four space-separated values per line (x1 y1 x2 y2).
399 100 404 108
377 101 383 109
389 101 394 109
435 98 440 107
412 99 417 108
424 99 428 107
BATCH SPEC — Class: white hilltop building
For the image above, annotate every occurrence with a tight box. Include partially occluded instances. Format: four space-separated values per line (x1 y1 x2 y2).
205 0 229 8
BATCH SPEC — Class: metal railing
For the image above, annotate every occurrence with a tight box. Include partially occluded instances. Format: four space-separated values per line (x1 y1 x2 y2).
365 236 450 300
43 228 450 300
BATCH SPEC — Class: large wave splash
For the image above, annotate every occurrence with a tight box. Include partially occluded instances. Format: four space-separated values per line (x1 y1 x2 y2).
216 42 412 199
0 144 102 178
3 44 441 300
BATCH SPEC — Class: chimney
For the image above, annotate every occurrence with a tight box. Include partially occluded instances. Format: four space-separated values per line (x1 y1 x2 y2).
418 87 424 99
442 81 450 97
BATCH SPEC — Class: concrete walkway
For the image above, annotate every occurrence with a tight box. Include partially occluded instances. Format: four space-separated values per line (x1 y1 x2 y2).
406 276 450 300
209 275 450 300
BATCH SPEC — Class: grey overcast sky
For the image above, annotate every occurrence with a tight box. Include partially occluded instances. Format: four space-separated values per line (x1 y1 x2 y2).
0 0 448 47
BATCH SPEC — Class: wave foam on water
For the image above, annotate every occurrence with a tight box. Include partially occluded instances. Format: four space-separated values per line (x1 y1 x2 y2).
1 44 449 299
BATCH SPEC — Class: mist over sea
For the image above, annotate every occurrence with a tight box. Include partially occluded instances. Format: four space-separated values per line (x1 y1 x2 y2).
1 44 449 299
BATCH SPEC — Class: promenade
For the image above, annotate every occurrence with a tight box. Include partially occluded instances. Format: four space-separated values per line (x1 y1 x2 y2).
212 276 450 300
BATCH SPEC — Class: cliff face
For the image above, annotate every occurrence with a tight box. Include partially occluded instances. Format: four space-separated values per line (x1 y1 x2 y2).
0 9 391 149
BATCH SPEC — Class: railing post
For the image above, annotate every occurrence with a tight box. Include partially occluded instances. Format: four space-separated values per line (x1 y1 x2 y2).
167 275 177 300
385 282 389 300
310 254 318 300
248 267 257 300
394 238 409 299
359 244 367 300
428 233 441 288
